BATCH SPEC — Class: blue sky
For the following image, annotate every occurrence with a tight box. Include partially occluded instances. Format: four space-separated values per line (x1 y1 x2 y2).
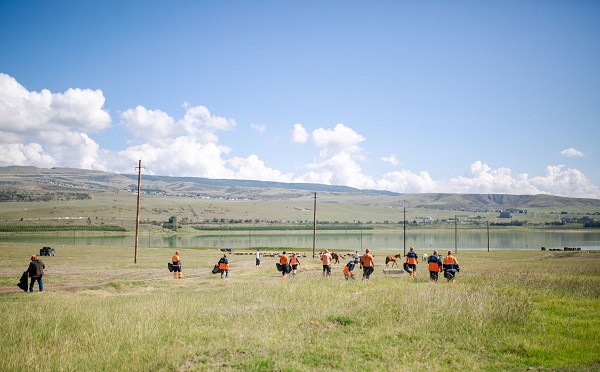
1 1 599 198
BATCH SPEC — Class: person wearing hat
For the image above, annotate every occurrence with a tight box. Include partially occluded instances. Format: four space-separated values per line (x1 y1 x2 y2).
427 250 443 283
443 250 460 283
27 254 45 292
171 250 182 278
360 248 375 280
405 246 419 277
320 249 332 276
218 253 229 279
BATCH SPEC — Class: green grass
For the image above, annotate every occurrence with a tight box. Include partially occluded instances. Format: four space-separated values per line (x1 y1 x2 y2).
1 243 599 371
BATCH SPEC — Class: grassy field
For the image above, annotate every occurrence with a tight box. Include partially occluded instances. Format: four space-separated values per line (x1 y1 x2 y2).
1 242 599 371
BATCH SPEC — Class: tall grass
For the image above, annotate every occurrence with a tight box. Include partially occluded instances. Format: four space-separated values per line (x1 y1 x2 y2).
1 243 599 371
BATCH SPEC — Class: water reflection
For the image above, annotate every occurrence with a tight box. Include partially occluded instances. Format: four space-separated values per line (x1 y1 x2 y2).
3 230 599 251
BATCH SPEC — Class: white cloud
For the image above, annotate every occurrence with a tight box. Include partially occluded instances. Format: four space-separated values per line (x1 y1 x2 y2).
291 123 308 143
560 148 584 157
381 154 400 166
120 106 177 145
229 154 293 182
312 123 365 159
0 73 598 199
377 170 438 193
251 123 266 135
298 152 376 189
0 73 111 141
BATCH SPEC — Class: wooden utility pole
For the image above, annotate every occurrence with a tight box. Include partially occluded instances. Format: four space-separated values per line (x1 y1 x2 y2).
403 207 406 256
312 192 317 258
454 214 458 253
134 159 143 264
487 220 490 252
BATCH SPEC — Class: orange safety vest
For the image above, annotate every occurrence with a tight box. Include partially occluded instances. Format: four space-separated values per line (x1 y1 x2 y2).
428 256 442 272
290 256 299 265
443 255 458 265
360 253 374 268
172 255 180 266
279 255 288 265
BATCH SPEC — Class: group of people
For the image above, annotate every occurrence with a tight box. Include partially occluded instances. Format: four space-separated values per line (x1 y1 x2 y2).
277 251 300 279
169 247 458 283
402 246 460 283
319 249 375 280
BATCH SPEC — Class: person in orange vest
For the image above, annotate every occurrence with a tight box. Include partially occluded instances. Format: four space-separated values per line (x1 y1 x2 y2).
360 248 375 280
279 251 289 279
343 258 358 280
406 246 419 277
171 250 182 278
218 253 229 279
290 253 300 275
427 250 443 283
320 249 332 276
443 250 460 283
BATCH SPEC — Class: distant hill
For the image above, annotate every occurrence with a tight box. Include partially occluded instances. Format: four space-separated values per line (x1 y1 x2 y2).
1 166 599 210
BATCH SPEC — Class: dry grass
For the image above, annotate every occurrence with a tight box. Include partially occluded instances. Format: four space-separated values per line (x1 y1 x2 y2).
1 243 599 371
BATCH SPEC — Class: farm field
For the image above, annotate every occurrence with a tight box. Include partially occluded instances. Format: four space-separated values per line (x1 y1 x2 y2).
0 243 599 371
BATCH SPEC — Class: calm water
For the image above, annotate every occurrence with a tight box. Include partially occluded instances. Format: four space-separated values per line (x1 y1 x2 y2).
3 230 599 251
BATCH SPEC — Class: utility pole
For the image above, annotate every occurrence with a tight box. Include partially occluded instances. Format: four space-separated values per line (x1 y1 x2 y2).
134 159 143 264
454 214 458 253
313 192 317 259
403 207 406 256
487 220 490 252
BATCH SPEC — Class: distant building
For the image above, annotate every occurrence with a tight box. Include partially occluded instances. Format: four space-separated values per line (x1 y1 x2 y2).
499 211 511 218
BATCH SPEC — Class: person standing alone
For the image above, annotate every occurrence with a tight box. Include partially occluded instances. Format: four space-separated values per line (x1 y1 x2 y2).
27 255 45 292
320 250 332 276
218 253 229 279
172 250 182 279
255 249 261 266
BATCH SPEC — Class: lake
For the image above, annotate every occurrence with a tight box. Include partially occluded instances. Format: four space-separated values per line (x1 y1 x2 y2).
3 229 600 252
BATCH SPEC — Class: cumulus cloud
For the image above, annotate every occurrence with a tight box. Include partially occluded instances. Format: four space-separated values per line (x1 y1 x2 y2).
312 123 365 159
229 154 293 182
0 73 109 169
381 154 400 166
560 148 584 157
291 123 308 143
0 73 111 139
120 106 177 145
1 73 598 199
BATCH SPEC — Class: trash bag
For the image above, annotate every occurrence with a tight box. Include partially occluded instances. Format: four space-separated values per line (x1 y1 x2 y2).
403 262 413 274
276 263 283 272
17 272 28 292
286 264 292 274
168 262 174 272
212 264 220 274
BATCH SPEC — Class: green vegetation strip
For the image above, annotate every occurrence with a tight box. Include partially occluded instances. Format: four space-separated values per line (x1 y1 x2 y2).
193 225 374 231
0 225 127 232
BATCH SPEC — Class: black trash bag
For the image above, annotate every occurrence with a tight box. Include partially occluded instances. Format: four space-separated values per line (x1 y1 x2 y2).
212 264 220 274
276 263 283 272
168 262 174 272
17 272 28 292
403 262 413 274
